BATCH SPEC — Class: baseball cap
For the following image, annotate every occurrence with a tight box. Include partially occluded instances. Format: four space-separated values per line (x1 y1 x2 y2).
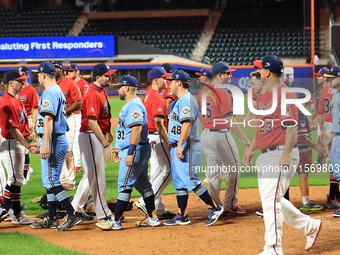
51 61 63 69
324 66 340 78
253 55 284 75
167 70 191 82
148 67 172 80
6 69 29 82
92 63 117 77
314 67 330 77
115 75 139 87
195 67 213 78
65 63 79 71
161 63 173 73
32 62 56 75
18 66 30 75
212 62 236 76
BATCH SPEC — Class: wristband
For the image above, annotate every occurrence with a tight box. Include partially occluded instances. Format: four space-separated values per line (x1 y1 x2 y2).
103 143 110 148
127 144 137 156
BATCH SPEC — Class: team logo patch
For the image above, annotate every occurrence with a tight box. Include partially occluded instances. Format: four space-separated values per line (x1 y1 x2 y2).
182 107 190 115
42 99 50 108
300 120 306 128
337 102 340 111
132 111 141 119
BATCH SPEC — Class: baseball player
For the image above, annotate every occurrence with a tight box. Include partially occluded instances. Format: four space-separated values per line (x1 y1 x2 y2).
197 64 250 214
65 63 89 173
135 67 175 223
327 66 340 217
244 55 322 254
317 68 340 208
18 66 39 184
71 63 116 223
0 69 39 225
96 75 160 230
163 70 224 227
161 63 178 113
52 61 82 190
31 62 82 231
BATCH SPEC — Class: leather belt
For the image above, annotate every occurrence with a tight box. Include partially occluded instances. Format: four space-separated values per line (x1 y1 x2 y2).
170 142 178 148
335 133 340 136
149 131 159 135
207 128 229 133
261 144 297 154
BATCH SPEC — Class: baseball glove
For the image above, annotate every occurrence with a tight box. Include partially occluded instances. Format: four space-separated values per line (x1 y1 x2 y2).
26 130 39 143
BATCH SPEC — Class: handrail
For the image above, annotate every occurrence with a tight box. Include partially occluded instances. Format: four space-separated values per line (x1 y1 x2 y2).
328 0 335 25
332 47 340 66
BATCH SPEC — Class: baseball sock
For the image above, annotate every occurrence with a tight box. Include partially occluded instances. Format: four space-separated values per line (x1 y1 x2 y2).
284 188 290 201
194 184 217 209
47 189 57 219
115 191 131 221
329 179 339 199
10 185 21 216
3 184 11 212
142 189 156 218
23 154 30 179
302 196 310 205
52 186 74 215
176 189 188 216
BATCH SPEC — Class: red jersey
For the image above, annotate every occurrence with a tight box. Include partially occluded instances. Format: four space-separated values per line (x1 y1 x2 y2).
198 85 232 129
76 78 89 97
145 85 177 101
144 89 167 132
57 77 82 114
255 84 298 150
0 92 29 139
317 84 337 122
80 83 111 134
18 84 39 115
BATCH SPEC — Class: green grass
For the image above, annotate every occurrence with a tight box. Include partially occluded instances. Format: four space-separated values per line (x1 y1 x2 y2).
0 232 89 255
16 97 329 216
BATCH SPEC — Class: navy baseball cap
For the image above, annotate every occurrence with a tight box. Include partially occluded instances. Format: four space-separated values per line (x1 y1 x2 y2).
212 62 236 76
32 62 56 75
167 70 191 82
51 61 63 69
18 66 30 75
65 63 79 71
161 63 173 73
115 75 139 87
195 67 213 78
314 67 330 77
92 63 117 77
6 69 29 82
148 67 172 80
324 66 340 78
253 55 284 75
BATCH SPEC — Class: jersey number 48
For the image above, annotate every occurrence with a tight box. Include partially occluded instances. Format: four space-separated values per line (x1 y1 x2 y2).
171 126 181 135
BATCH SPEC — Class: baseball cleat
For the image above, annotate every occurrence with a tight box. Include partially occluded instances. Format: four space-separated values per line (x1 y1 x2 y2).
135 216 161 227
135 200 148 215
326 195 340 209
305 220 322 251
332 209 340 217
163 213 190 226
205 205 224 226
81 212 94 221
56 212 82 231
12 211 35 225
31 217 59 229
96 217 122 230
256 210 264 217
224 205 247 214
299 201 323 211
158 210 176 220
0 208 9 222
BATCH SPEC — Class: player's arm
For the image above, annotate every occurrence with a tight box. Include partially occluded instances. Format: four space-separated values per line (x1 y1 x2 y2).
125 124 142 167
154 116 170 145
66 100 82 116
299 137 326 154
327 132 335 152
41 114 54 159
176 121 191 159
9 127 39 154
88 116 113 161
243 136 257 166
280 125 298 168
227 116 250 147
31 107 38 130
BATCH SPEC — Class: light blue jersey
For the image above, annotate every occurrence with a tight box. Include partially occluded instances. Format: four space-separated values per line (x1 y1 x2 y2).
168 92 200 143
115 97 148 149
36 84 69 135
331 90 340 133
